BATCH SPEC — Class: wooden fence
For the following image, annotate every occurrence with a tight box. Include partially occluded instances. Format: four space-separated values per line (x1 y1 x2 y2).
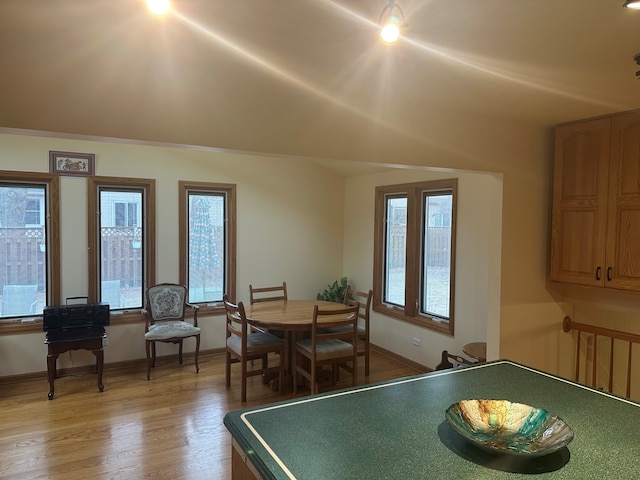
100 227 143 287
387 226 451 268
0 227 143 291
0 227 46 291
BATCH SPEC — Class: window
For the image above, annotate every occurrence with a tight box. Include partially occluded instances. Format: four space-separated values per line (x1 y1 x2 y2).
114 201 138 227
373 179 457 335
0 171 60 324
179 181 236 311
24 196 44 226
88 177 155 316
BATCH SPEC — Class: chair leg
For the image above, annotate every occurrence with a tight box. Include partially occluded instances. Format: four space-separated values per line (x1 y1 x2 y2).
311 358 317 394
241 361 247 403
194 335 200 373
352 356 358 387
293 351 298 394
146 340 152 380
178 340 184 364
278 351 284 395
151 342 157 367
225 352 231 387
364 342 370 376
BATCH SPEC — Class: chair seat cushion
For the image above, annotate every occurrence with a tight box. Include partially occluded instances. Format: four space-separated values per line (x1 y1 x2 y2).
145 321 201 340
296 339 353 361
227 332 283 356
320 325 365 335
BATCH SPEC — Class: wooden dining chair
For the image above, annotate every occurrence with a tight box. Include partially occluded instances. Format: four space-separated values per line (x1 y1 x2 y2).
322 286 373 376
345 286 372 376
248 282 287 337
293 303 359 395
224 295 285 402
249 281 287 304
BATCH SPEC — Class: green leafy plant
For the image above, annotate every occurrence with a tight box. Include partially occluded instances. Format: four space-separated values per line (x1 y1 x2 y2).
317 276 349 303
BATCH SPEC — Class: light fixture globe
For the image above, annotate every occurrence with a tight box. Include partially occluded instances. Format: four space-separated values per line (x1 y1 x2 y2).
624 0 640 8
380 15 402 44
379 1 406 45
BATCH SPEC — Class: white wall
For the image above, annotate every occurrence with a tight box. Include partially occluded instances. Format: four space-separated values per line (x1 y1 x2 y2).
343 168 502 369
0 132 347 376
0 120 580 380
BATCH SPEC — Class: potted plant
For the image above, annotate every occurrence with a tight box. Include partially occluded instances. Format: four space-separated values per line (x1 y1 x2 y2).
317 276 349 303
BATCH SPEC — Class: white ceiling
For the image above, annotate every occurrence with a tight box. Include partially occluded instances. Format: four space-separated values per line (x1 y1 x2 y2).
1 0 640 168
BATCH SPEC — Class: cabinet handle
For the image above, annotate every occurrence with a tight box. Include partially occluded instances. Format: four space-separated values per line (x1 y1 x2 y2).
596 266 601 281
607 267 612 282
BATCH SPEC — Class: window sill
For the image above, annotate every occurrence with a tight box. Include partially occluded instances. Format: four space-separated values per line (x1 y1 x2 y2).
189 303 225 317
0 305 225 336
0 317 44 335
0 310 146 335
373 303 453 336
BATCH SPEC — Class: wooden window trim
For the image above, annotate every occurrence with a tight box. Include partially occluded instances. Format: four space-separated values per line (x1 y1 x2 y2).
87 176 156 325
373 179 457 336
178 180 236 315
0 171 60 335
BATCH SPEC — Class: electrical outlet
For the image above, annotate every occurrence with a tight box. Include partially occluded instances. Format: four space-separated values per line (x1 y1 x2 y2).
412 337 421 347
102 337 109 346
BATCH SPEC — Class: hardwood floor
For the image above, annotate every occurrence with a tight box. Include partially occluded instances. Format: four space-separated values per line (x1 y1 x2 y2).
0 349 422 479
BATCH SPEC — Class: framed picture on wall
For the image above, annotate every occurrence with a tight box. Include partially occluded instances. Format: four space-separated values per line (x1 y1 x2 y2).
49 150 95 176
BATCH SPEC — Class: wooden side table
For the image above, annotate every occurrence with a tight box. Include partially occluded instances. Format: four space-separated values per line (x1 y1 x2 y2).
45 327 106 400
463 341 487 363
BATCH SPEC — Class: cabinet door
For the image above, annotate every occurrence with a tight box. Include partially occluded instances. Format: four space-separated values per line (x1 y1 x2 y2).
607 112 640 290
550 118 610 286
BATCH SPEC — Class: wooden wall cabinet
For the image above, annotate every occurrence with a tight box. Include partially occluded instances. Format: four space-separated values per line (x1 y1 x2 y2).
550 111 640 291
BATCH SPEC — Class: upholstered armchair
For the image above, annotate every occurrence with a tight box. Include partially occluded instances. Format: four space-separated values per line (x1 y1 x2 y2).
144 283 200 380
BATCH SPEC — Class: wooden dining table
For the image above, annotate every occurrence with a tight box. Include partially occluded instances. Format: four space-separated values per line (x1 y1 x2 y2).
245 299 347 389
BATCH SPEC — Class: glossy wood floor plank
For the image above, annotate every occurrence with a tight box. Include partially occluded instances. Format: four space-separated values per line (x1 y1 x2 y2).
0 350 421 479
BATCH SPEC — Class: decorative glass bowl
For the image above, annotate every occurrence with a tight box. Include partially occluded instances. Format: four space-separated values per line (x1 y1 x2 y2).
445 399 574 456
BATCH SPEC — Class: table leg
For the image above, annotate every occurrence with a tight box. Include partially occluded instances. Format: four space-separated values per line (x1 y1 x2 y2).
47 353 58 400
266 331 297 392
93 349 104 392
284 331 296 375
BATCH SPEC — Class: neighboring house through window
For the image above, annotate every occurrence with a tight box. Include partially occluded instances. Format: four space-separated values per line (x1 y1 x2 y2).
24 195 45 227
373 178 457 335
114 201 139 227
88 177 156 314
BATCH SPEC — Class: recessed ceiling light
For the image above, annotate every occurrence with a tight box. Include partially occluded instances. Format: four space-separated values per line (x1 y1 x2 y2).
623 1 640 9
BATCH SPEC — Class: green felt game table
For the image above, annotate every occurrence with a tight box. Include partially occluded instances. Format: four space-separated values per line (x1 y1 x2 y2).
224 360 640 479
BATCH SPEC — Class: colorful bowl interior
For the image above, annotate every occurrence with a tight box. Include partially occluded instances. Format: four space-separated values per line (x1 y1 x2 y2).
445 399 574 456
